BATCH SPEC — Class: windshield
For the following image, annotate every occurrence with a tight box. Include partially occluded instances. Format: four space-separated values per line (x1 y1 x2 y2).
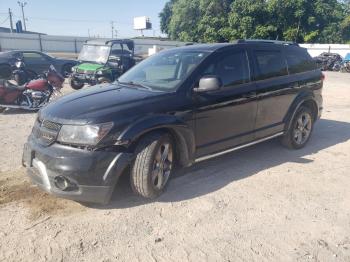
78 45 110 64
118 50 209 91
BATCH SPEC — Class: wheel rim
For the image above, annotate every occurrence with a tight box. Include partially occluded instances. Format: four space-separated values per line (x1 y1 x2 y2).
151 142 173 190
293 112 312 145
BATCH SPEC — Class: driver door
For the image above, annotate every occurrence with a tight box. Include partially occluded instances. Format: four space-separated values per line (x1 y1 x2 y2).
194 48 258 157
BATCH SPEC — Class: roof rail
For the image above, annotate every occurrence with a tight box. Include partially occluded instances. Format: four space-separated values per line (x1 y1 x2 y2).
237 39 299 46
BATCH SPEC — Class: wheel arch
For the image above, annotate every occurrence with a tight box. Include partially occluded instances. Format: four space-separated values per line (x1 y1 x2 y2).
117 115 195 167
284 92 319 131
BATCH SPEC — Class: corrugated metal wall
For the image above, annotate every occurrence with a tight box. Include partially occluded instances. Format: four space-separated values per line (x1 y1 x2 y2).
0 32 186 55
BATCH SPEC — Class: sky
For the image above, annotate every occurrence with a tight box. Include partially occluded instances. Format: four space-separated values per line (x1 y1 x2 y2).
0 0 168 38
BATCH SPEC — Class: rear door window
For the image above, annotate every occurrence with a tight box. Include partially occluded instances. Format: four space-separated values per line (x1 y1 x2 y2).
285 47 317 74
201 50 250 87
254 50 288 80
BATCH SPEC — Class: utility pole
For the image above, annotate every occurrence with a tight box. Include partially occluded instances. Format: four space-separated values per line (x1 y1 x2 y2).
111 21 114 39
8 8 14 33
17 1 27 31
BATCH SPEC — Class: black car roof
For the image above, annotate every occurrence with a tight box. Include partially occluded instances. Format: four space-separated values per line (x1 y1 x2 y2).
171 39 299 53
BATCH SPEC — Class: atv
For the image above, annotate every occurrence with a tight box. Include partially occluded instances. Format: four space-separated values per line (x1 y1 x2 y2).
70 39 135 89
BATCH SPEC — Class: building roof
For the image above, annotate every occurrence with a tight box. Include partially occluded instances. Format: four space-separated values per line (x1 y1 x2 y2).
0 27 45 35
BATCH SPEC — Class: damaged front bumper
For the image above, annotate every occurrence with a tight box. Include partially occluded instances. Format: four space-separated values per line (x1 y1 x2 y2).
22 135 132 204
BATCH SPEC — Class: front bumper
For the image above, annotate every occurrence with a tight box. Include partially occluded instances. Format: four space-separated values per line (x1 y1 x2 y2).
22 136 132 204
72 73 99 84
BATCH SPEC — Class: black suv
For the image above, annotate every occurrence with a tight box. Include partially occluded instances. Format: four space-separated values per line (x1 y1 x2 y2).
22 40 323 204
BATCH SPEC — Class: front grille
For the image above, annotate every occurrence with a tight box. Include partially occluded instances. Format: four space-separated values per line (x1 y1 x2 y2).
42 120 61 131
76 69 95 74
33 119 61 146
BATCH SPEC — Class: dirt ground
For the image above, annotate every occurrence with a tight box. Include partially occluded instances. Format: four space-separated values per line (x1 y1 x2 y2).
0 72 350 262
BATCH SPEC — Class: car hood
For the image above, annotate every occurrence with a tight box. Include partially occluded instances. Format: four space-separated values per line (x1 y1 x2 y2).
75 63 104 71
39 83 170 125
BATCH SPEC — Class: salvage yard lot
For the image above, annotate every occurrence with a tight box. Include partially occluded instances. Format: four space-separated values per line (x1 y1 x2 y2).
1 72 350 261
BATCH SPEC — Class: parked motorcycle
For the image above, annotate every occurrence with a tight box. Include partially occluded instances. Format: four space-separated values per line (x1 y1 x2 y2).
0 65 64 112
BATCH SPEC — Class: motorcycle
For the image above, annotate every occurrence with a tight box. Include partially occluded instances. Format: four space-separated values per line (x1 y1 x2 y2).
0 65 64 112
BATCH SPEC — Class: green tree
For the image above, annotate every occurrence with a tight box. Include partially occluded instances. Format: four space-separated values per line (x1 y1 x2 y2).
159 0 176 35
159 0 350 43
228 0 273 40
167 0 201 41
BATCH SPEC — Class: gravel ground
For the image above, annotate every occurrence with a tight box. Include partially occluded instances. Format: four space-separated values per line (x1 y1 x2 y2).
1 72 350 261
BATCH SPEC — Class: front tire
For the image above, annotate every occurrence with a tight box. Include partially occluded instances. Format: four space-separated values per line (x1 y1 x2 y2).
130 132 174 199
69 78 84 90
281 106 314 149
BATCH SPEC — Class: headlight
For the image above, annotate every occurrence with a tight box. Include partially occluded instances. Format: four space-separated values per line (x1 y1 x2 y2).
96 70 103 75
57 122 113 145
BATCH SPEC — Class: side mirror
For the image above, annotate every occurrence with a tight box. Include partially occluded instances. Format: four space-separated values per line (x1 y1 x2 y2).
194 75 222 93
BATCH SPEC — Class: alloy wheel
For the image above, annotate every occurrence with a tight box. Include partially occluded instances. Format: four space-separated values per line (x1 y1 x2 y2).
151 142 173 190
293 112 312 145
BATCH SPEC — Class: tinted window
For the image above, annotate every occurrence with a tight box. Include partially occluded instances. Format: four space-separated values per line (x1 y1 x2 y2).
22 52 47 62
286 47 317 74
254 50 288 80
201 50 250 87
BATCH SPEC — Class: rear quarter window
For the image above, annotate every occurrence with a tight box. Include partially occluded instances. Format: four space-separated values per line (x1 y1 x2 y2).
254 50 288 80
285 47 317 74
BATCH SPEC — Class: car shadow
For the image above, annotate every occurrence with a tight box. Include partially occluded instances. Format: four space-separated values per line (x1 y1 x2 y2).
93 118 350 209
0 108 37 115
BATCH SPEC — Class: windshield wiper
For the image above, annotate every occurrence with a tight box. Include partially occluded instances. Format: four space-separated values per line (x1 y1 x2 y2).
118 80 152 90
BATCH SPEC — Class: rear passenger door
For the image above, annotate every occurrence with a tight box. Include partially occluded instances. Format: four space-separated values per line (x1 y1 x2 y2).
251 46 295 139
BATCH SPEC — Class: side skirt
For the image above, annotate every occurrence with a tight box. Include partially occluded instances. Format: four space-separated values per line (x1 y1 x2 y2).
195 132 284 163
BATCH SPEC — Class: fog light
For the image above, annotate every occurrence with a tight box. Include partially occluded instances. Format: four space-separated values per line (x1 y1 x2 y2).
54 176 70 191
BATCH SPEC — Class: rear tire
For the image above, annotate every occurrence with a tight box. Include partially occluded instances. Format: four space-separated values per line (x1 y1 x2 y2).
70 78 84 90
281 106 314 149
130 132 174 199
